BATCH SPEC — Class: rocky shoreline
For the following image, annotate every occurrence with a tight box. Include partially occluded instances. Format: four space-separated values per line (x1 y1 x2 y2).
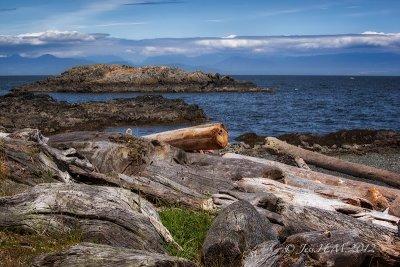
13 64 265 93
235 129 400 155
0 92 206 135
226 129 400 184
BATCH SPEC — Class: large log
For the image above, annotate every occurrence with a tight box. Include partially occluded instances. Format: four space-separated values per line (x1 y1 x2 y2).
49 131 283 209
223 153 400 210
265 136 400 188
0 183 177 252
202 200 277 267
234 178 399 231
143 123 228 151
231 178 400 266
33 242 195 267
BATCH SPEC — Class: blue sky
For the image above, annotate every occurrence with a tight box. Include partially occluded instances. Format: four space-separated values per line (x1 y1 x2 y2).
0 0 399 62
1 0 399 38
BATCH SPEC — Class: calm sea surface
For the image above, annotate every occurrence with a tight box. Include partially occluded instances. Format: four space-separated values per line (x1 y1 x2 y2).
1 75 399 138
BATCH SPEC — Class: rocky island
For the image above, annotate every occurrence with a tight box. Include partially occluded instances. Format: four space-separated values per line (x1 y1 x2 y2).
0 92 206 135
13 64 263 93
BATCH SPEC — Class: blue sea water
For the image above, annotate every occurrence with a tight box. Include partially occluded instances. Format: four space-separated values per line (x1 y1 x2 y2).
1 75 399 138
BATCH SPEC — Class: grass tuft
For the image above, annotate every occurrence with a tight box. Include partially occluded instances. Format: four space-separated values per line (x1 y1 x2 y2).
159 207 214 263
0 230 83 267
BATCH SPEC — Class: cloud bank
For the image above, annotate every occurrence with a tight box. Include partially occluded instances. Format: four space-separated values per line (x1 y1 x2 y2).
1 30 399 60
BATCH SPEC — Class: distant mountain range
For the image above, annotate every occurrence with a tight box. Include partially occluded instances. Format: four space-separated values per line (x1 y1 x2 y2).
1 53 400 75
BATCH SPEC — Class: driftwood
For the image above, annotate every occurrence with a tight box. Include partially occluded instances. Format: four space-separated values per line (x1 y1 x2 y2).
390 197 400 217
0 130 73 196
48 131 283 209
224 153 400 211
202 200 277 267
228 178 400 266
32 242 195 267
243 230 368 267
2 128 400 265
143 123 228 151
294 156 311 170
0 183 177 252
265 136 400 188
234 178 399 231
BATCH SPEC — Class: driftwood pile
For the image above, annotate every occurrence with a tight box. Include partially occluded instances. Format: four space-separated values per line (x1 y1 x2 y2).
0 124 399 266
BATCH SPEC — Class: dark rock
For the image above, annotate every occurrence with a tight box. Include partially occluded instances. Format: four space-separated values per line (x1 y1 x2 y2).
235 132 266 147
0 92 207 135
14 64 261 93
202 200 276 267
277 129 400 154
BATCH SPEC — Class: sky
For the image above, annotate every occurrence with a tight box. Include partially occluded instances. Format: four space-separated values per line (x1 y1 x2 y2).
0 0 400 64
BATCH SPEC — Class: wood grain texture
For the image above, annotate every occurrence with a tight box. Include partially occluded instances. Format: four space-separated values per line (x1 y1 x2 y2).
32 242 195 267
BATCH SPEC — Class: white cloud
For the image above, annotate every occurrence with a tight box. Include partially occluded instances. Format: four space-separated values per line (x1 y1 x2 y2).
1 30 400 59
222 34 237 39
195 33 400 51
0 30 105 45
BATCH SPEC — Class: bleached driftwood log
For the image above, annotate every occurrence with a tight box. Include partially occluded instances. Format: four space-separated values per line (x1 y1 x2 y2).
234 178 399 231
202 201 277 267
143 123 228 151
0 129 74 196
230 178 400 266
265 136 400 188
223 153 400 211
32 243 195 267
48 131 283 210
0 183 177 252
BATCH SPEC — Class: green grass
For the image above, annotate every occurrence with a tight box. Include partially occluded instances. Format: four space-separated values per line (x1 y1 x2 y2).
159 207 214 262
0 229 83 267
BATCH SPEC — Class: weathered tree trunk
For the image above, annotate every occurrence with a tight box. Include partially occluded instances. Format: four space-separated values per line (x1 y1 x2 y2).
32 242 195 267
143 123 228 151
223 153 400 211
48 131 283 210
229 179 400 266
202 200 277 267
0 183 177 252
234 178 399 231
0 130 72 196
265 136 400 188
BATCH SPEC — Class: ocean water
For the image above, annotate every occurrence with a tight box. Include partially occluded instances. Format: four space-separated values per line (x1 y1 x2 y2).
1 75 399 138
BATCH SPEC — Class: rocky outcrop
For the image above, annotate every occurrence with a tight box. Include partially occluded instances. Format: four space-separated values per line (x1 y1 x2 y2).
235 129 400 154
0 92 206 135
14 64 263 93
